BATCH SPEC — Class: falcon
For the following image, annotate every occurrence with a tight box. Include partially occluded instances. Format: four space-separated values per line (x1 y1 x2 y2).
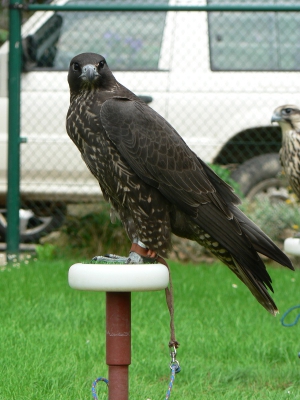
66 53 293 315
271 105 300 200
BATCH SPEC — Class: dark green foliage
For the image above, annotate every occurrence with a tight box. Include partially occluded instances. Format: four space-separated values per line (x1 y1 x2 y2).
239 199 300 242
0 28 8 45
208 163 244 197
61 203 130 258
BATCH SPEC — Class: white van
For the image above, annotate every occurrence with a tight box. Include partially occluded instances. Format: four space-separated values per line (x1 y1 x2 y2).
0 0 299 241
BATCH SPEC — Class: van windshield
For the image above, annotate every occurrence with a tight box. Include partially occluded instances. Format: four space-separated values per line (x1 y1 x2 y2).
24 0 168 71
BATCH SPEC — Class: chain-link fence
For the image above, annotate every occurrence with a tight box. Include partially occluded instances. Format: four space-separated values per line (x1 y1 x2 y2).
1 0 300 254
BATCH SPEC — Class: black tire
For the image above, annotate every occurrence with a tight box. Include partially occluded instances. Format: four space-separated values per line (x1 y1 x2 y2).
231 153 289 201
0 201 66 243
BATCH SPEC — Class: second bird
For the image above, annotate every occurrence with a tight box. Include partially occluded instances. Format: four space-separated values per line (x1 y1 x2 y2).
272 105 300 200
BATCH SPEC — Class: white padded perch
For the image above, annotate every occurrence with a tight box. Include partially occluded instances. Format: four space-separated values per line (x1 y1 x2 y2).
68 263 170 292
284 238 300 256
68 262 170 399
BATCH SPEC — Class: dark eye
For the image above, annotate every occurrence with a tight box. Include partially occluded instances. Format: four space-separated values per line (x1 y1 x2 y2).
73 62 80 71
284 108 293 114
98 60 105 69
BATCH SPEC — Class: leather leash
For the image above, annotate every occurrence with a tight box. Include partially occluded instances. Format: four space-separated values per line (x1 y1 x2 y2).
130 243 179 349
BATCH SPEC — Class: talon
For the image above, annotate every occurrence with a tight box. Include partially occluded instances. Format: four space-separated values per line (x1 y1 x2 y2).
147 249 157 258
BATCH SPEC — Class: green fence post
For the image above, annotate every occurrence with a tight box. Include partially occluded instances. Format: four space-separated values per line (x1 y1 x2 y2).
7 0 22 261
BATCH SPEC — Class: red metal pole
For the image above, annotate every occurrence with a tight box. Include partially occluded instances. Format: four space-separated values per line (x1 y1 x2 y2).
106 292 131 400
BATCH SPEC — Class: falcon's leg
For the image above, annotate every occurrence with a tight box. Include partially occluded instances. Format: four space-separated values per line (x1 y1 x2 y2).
127 240 160 264
92 241 158 264
126 251 158 264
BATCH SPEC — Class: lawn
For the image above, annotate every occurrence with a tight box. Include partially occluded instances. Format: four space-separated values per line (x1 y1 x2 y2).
0 256 300 399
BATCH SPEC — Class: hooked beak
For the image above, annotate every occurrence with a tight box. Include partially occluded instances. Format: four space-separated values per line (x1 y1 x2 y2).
271 111 282 124
79 64 99 81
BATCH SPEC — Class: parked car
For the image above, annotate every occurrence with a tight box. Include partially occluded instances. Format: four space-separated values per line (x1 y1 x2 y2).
1 0 299 242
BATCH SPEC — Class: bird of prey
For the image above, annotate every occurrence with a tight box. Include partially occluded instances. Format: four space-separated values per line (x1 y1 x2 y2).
271 105 300 200
66 52 293 315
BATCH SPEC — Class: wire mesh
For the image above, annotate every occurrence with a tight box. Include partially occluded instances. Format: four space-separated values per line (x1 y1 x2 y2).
0 0 299 246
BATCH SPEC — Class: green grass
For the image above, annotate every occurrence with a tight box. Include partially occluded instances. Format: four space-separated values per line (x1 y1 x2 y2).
1 257 300 399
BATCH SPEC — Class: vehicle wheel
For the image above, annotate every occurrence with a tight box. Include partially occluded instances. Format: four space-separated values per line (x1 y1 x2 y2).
0 201 66 243
231 153 289 201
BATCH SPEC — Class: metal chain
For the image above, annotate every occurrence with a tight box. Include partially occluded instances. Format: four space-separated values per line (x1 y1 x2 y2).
165 346 181 400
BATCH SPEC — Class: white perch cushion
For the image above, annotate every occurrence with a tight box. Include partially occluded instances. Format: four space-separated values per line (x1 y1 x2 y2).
284 238 300 256
68 263 170 292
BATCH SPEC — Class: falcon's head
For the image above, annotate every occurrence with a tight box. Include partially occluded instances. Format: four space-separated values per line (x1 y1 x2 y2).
68 53 115 94
271 105 300 133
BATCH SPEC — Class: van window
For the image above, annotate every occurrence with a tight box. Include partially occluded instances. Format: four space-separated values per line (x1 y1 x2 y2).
208 0 300 71
24 0 168 71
